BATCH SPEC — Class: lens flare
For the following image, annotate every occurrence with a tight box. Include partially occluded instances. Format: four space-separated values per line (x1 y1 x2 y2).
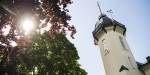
20 18 34 35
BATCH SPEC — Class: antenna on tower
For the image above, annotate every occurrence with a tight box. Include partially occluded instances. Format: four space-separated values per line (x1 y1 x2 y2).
97 1 103 16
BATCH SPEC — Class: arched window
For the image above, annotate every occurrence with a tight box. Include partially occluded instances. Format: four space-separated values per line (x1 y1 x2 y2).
102 39 106 45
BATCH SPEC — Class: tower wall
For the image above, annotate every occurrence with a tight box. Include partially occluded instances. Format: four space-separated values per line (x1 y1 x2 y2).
142 63 150 75
96 26 143 75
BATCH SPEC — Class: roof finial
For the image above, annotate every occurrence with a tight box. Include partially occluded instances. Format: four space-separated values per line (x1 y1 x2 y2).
97 1 103 16
107 9 114 20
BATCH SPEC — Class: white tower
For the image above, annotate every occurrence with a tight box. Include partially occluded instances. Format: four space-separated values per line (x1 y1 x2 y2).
93 14 143 75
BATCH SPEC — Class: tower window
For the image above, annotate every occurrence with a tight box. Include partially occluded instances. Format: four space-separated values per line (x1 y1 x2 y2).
119 36 128 50
102 39 106 45
119 65 129 72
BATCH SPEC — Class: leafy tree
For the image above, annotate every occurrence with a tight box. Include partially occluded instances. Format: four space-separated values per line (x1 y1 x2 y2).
0 0 86 75
15 33 87 75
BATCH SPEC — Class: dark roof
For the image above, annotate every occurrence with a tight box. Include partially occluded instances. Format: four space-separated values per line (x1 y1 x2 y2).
95 14 113 28
95 14 125 29
93 14 126 40
137 56 150 71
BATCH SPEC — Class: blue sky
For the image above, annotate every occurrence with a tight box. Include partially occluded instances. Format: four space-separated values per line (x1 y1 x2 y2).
68 0 150 75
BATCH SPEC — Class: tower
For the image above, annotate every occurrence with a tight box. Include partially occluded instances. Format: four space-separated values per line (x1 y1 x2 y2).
92 14 143 75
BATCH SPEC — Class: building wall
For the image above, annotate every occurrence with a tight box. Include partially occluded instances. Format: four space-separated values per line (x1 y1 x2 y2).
97 26 143 75
143 63 150 75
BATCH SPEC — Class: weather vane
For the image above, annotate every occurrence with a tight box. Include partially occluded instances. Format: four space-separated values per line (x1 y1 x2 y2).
107 9 114 19
97 0 114 20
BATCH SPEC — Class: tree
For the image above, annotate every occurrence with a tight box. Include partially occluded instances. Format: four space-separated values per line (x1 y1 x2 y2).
0 0 86 75
15 33 87 75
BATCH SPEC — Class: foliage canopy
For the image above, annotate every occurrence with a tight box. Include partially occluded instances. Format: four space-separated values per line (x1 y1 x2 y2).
14 33 87 75
0 0 87 75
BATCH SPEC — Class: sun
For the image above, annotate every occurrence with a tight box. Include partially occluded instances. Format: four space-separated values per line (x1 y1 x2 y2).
20 17 35 35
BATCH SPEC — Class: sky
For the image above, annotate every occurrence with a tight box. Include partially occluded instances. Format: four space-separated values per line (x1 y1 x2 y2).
67 0 150 75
